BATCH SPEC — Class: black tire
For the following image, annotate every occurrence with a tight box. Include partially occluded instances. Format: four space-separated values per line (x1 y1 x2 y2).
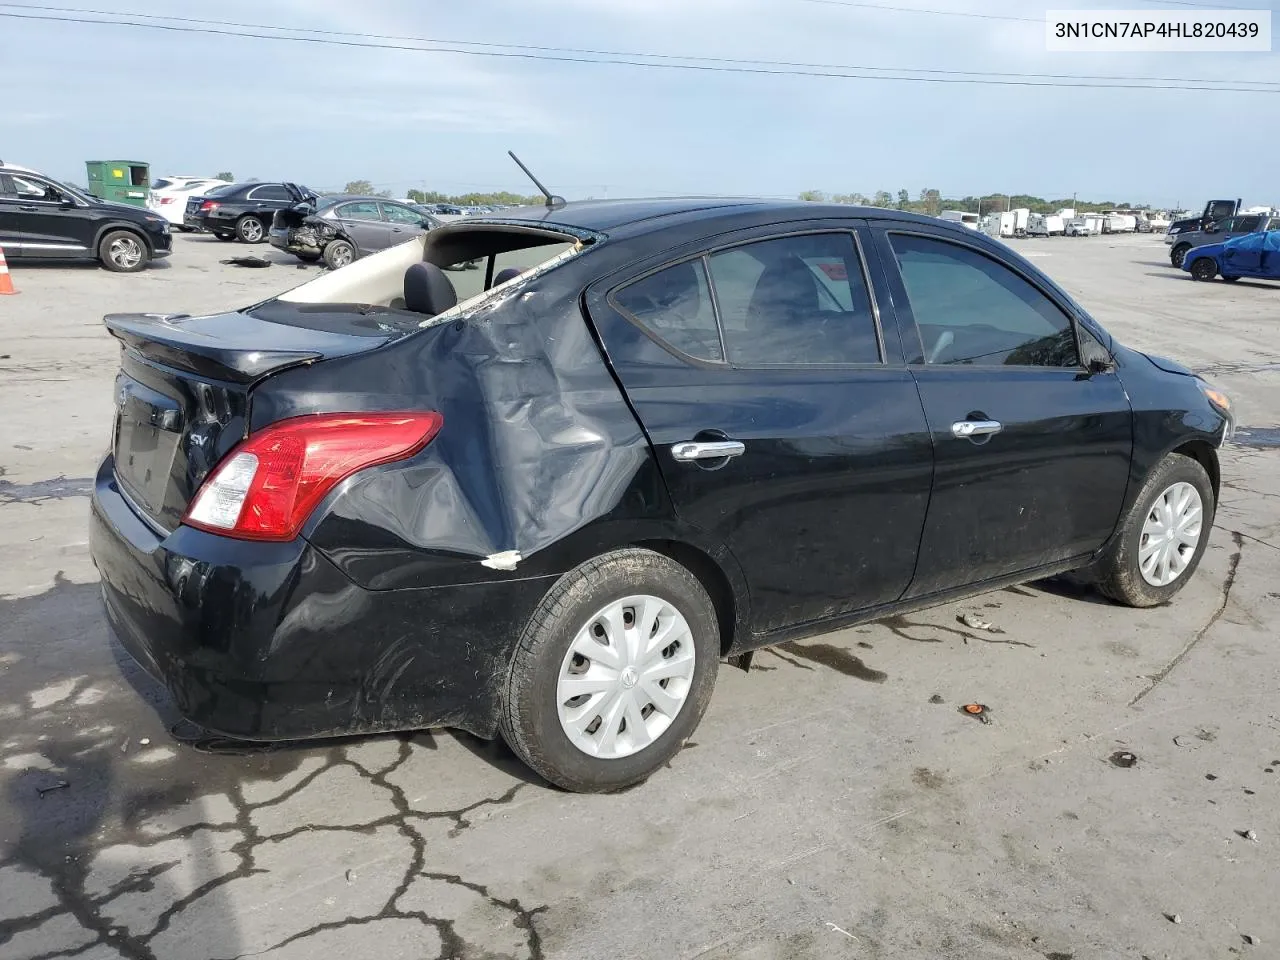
1222 276 1240 283
322 239 356 270
98 229 150 273
235 215 267 243
296 252 321 264
1189 258 1217 282
1170 244 1190 269
1093 454 1215 608
501 548 720 792
214 231 236 242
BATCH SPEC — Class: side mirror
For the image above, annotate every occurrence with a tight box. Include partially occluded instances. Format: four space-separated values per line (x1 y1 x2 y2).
1087 356 1115 375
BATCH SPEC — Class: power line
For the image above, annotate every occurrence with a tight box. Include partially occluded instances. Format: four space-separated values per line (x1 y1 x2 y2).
2 8 1278 93
795 0 1035 22
2 1 1273 88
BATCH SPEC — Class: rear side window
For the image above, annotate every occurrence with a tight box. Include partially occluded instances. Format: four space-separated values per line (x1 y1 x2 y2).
708 233 880 365
152 178 174 190
381 202 423 224
248 184 292 201
1233 216 1261 232
336 201 381 221
888 233 1078 368
614 260 723 361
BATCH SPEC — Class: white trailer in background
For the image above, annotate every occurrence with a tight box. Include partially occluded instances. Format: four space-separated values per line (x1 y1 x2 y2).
1056 208 1076 221
1027 214 1066 237
1011 208 1030 236
938 209 980 230
983 211 1015 238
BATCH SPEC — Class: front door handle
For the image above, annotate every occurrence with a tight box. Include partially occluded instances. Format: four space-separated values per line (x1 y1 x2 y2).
671 440 746 462
951 419 1003 439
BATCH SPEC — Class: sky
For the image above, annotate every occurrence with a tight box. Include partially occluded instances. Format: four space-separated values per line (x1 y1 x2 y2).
2 0 1278 209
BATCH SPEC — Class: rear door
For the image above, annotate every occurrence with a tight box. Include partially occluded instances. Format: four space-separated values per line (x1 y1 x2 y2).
869 222 1132 596
1 173 95 258
587 222 933 635
333 201 390 252
0 174 28 255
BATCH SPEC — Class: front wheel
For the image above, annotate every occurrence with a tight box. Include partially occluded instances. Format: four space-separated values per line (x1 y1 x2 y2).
501 549 720 792
1094 454 1215 607
1170 244 1190 269
1189 258 1217 282
98 230 149 273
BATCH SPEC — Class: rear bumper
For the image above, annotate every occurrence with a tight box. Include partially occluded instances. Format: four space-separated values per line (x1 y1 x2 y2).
89 455 552 741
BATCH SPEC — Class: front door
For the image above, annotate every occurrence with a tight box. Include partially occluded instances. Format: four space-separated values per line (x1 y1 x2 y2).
869 223 1133 596
587 224 934 636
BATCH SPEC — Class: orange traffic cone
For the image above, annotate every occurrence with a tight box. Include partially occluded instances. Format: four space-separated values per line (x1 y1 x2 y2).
0 245 15 295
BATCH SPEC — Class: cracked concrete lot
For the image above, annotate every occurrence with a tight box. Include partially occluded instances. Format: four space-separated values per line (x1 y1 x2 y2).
2 234 1278 960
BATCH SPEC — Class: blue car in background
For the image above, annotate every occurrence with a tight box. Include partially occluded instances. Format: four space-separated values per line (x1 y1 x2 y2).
1183 229 1280 283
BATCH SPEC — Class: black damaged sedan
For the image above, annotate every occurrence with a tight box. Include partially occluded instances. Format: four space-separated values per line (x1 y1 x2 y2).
90 199 1235 791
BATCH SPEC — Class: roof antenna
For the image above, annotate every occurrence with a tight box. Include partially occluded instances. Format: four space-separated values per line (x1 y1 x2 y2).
509 150 565 209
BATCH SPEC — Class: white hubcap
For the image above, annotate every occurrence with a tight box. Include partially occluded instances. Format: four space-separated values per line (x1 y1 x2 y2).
1139 481 1204 587
556 594 696 760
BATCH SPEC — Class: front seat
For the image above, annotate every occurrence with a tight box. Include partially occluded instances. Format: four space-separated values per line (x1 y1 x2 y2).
403 262 458 316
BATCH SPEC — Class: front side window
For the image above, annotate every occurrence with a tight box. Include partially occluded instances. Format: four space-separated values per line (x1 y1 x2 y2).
614 259 723 361
708 232 880 365
381 203 424 225
888 233 1078 368
335 201 382 222
11 175 56 200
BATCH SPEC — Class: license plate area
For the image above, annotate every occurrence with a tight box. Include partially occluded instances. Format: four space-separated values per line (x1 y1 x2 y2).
113 373 185 522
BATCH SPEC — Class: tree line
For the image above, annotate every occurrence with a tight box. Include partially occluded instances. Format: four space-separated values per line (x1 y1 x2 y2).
798 189 1150 215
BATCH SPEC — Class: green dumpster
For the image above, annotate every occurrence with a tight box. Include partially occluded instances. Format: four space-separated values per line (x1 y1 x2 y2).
85 160 151 207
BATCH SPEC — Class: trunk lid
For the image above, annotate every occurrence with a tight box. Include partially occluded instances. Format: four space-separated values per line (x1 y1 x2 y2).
105 305 418 531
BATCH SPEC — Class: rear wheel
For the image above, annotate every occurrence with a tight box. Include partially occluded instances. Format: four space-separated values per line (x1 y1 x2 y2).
501 548 720 792
98 230 149 273
1093 454 1215 607
235 216 266 243
1170 243 1190 268
296 252 321 264
214 231 236 242
1190 258 1217 282
322 239 355 270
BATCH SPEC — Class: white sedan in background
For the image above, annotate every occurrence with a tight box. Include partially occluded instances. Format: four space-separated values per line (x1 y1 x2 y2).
148 176 230 230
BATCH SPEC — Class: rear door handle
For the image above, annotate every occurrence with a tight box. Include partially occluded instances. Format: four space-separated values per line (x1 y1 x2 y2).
671 440 745 462
19 205 38 211
951 419 1003 439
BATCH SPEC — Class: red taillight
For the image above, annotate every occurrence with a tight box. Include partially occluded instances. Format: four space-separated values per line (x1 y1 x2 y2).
199 200 220 212
159 196 175 204
182 412 443 541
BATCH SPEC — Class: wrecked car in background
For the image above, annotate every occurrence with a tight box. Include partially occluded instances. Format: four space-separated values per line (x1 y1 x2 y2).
270 195 442 269
90 198 1233 794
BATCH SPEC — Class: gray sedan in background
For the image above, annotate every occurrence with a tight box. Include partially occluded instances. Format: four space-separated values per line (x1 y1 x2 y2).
270 195 441 269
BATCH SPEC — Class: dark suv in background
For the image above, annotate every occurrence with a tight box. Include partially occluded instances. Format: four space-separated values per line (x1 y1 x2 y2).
0 161 172 272
183 181 316 243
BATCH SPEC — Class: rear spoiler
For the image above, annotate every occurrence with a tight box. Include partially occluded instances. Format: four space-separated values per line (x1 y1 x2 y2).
104 312 328 384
